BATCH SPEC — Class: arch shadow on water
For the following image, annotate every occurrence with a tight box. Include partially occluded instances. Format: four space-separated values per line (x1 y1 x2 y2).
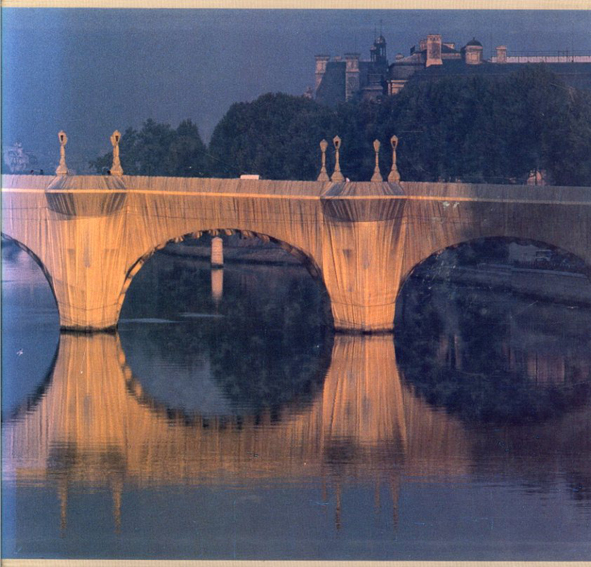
394 237 591 426
119 232 335 420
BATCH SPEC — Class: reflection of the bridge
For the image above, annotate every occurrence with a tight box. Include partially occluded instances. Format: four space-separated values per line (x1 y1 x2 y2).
4 333 473 530
4 331 591 532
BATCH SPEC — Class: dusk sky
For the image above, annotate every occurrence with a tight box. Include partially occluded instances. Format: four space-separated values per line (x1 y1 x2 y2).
3 8 591 171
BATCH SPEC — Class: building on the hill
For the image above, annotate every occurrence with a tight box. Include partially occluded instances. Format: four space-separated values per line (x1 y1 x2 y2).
314 34 390 106
314 33 591 105
3 143 38 173
396 34 591 93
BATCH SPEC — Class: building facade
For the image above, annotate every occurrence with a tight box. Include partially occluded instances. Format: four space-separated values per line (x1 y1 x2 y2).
314 33 591 105
314 34 389 106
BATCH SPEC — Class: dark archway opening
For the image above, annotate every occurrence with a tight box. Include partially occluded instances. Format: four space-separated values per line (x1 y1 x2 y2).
1 237 60 421
394 237 591 425
119 231 334 422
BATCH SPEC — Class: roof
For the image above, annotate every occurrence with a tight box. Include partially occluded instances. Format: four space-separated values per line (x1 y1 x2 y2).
442 44 460 54
316 58 389 105
408 59 591 91
466 38 483 47
315 61 346 106
390 62 423 80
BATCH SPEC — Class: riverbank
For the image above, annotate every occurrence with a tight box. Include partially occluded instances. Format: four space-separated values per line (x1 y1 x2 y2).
161 240 301 266
420 263 591 306
162 241 591 306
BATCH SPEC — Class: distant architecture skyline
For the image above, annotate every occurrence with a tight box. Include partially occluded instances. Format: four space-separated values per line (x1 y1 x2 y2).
314 32 591 105
2 142 38 174
4 9 591 168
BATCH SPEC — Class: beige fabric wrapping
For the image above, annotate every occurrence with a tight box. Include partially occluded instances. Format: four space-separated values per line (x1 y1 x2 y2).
2 174 591 331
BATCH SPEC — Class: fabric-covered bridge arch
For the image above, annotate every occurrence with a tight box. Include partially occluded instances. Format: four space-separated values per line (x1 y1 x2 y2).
116 226 332 326
3 174 591 333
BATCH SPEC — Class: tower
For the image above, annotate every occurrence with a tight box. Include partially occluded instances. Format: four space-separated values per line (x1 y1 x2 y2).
464 38 484 65
371 34 387 64
426 34 443 67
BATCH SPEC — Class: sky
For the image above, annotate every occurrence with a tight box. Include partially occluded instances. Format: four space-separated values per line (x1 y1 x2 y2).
3 8 591 171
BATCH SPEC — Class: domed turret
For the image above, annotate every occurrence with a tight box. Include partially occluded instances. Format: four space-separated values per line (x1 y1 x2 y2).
371 34 387 63
463 37 483 65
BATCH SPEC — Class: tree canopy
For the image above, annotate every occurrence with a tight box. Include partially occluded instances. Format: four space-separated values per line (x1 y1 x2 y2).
208 93 340 180
208 69 591 185
358 66 591 185
90 119 208 176
91 67 591 186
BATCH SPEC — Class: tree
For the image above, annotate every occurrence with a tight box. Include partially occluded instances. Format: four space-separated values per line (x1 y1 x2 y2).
90 68 591 185
208 93 340 180
371 66 591 185
89 119 209 176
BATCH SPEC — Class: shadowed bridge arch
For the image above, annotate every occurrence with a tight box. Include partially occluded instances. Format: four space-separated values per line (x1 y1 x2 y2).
1 233 60 313
119 227 329 322
3 174 591 332
397 235 591 304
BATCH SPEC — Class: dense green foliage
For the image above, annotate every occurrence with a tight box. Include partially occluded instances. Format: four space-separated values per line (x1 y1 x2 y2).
91 67 591 186
207 93 339 179
90 119 208 176
386 66 591 185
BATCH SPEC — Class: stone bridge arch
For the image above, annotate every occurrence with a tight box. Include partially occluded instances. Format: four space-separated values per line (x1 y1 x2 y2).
1 232 60 314
116 226 332 326
398 235 591 296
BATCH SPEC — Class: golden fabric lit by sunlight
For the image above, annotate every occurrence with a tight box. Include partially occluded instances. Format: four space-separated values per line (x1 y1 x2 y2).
3 174 591 333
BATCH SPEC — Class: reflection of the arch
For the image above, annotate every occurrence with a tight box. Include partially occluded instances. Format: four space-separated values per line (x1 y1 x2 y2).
6 329 591 534
396 278 591 423
3 332 474 532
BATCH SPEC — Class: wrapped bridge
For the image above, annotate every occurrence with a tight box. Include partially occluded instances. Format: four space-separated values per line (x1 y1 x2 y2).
2 173 591 332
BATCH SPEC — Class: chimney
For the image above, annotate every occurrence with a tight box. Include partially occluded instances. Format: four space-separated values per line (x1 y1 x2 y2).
426 35 443 67
496 45 507 63
345 53 361 101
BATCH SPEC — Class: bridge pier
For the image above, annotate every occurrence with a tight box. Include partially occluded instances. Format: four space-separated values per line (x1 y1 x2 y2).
320 197 407 333
48 214 129 332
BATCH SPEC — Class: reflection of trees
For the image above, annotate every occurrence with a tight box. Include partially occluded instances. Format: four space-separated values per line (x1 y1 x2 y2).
396 277 591 425
123 320 332 416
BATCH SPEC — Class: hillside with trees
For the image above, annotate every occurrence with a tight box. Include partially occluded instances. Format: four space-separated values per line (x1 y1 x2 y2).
91 67 591 186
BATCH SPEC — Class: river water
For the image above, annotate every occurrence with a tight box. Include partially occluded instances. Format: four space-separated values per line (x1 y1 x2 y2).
2 240 591 561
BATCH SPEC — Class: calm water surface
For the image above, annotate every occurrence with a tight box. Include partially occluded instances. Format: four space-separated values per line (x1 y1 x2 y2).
3 241 591 560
